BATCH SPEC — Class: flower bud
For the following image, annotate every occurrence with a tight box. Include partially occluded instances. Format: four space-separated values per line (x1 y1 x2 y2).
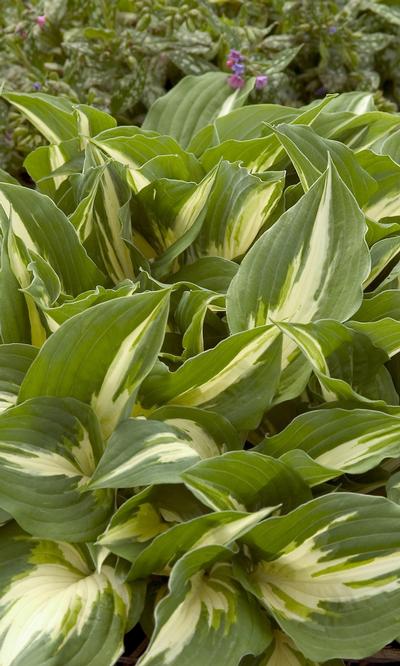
255 75 268 90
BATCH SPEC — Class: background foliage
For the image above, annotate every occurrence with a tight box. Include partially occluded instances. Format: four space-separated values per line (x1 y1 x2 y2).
2 0 400 177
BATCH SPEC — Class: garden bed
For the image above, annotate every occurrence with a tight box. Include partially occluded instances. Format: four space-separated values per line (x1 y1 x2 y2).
1 4 400 664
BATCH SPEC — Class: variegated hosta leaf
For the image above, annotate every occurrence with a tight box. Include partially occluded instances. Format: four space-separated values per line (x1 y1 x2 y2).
93 128 190 166
138 546 272 666
22 107 115 203
186 162 285 261
132 178 196 257
195 98 323 170
365 217 400 246
199 97 331 173
0 170 18 186
259 407 400 484
127 154 203 192
243 630 343 665
319 91 376 114
139 325 282 430
86 542 111 575
0 524 143 666
89 413 230 489
323 111 400 152
387 470 400 504
0 397 113 541
241 493 400 661
199 136 284 173
193 95 333 166
0 343 37 412
24 138 82 200
3 92 77 143
277 319 394 404
357 151 400 222
0 508 11 526
70 150 138 283
151 404 241 453
127 506 276 580
0 182 105 298
143 168 221 278
74 103 117 144
380 127 400 164
92 131 204 185
364 236 400 288
348 319 400 358
19 291 171 437
142 72 255 149
167 256 238 293
94 126 159 142
0 209 30 343
174 288 225 357
182 451 311 512
269 123 376 205
97 484 206 562
190 104 298 153
315 111 368 148
372 258 400 294
271 337 313 406
226 161 369 333
42 282 137 333
23 250 62 310
353 290 400 322
275 311 387 410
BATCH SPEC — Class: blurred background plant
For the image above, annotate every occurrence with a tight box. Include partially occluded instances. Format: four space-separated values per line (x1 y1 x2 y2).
1 0 400 178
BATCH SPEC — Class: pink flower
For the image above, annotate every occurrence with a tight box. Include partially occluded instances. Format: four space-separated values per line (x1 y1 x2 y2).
228 74 245 89
255 75 268 90
36 15 46 28
226 58 235 68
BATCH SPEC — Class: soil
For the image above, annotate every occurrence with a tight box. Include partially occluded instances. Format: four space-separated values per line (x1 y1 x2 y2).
345 648 400 665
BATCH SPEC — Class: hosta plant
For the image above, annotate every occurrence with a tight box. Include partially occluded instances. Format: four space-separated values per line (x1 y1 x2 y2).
1 77 400 664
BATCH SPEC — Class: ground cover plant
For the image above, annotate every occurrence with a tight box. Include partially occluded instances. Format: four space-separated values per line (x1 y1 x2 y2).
0 76 400 664
3 0 400 178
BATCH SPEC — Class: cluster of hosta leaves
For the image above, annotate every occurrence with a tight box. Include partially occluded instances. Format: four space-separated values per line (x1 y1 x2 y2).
1 76 400 665
3 0 400 180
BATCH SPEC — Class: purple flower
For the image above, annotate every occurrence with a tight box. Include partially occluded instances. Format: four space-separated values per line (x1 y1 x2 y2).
33 82 41 91
232 62 245 75
315 85 327 97
255 75 268 90
327 25 337 34
37 15 46 28
228 74 245 89
229 49 243 61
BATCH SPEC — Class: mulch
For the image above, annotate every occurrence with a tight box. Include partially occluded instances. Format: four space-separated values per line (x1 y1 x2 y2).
117 638 148 665
345 648 400 665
